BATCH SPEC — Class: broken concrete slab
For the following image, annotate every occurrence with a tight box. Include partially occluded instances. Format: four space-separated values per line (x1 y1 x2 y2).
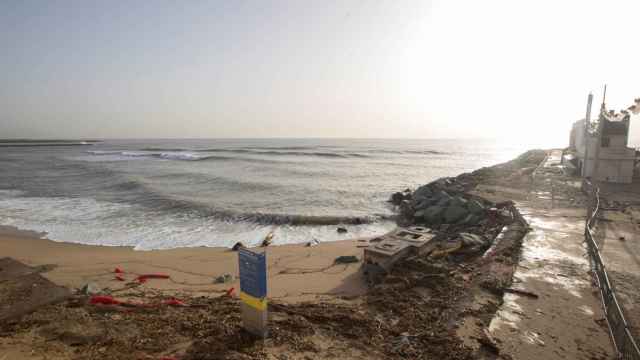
363 228 437 271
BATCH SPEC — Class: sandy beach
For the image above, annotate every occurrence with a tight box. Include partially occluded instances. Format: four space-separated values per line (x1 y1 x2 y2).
0 150 618 360
0 226 368 303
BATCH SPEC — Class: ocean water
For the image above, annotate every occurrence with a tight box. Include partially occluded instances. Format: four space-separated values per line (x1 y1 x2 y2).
0 138 549 250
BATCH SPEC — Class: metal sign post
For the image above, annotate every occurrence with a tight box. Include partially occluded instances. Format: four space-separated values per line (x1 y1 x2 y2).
237 247 268 338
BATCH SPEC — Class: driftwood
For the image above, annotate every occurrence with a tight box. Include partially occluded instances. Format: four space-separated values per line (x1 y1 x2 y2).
503 287 539 299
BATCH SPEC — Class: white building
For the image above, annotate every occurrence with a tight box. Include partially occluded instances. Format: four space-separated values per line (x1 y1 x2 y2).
570 110 636 183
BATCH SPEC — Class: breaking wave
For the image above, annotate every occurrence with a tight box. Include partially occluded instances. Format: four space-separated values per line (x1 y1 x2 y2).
88 149 369 160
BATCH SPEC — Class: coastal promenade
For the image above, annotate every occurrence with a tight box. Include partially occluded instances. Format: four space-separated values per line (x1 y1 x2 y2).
474 150 614 359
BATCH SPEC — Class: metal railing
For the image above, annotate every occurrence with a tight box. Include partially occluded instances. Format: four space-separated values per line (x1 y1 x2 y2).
582 179 640 360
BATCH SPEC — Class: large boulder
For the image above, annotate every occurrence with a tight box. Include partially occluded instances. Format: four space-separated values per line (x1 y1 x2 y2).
399 200 414 217
458 213 480 225
414 197 437 211
436 191 453 206
390 191 410 205
422 206 445 224
467 199 486 214
443 205 469 223
450 196 468 208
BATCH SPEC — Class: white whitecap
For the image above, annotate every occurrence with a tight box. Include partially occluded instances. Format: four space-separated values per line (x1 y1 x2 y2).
0 195 394 250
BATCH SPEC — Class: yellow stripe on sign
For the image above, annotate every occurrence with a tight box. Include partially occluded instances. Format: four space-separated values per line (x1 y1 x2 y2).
240 291 268 311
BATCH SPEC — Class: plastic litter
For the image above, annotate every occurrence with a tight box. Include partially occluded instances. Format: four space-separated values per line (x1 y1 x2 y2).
164 298 187 307
136 274 170 283
213 274 233 284
90 295 122 306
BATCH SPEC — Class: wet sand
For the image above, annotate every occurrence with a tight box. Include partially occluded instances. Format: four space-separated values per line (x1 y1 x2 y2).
0 226 369 303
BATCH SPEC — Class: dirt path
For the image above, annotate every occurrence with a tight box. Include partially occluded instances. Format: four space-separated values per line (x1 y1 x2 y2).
475 150 614 359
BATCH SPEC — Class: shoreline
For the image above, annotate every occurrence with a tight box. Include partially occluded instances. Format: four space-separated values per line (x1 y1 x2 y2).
0 224 369 303
0 150 544 301
0 148 617 359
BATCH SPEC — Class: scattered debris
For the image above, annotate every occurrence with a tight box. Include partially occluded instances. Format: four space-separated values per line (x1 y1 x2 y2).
334 255 358 264
261 232 274 247
213 274 233 284
80 283 101 296
503 287 539 299
477 328 500 354
306 238 320 247
136 274 170 283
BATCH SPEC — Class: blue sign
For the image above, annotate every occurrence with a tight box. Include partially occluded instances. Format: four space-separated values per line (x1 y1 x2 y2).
238 247 267 299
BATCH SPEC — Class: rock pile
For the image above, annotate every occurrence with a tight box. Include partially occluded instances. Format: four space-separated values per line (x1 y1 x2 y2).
391 177 493 228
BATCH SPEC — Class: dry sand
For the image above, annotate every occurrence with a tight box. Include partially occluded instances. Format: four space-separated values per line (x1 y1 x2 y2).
0 226 369 303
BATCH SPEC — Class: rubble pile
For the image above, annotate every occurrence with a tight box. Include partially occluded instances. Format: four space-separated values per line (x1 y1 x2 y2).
468 149 547 185
390 150 545 239
390 176 516 237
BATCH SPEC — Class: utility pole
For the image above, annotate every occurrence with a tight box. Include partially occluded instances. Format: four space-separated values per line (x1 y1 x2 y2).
583 93 593 178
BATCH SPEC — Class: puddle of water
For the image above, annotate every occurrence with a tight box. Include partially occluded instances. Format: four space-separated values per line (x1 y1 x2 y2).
522 330 545 346
579 305 594 316
489 293 522 331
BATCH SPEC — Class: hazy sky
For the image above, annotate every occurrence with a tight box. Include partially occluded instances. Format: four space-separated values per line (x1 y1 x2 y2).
1 0 638 146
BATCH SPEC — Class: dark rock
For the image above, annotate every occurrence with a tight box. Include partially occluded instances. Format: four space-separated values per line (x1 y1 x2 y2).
423 206 445 224
450 196 468 208
337 227 348 233
390 190 412 205
413 199 429 211
413 184 433 200
213 274 233 284
467 199 486 214
390 192 405 205
436 191 452 206
444 205 469 223
399 200 414 217
458 213 480 225
335 255 359 264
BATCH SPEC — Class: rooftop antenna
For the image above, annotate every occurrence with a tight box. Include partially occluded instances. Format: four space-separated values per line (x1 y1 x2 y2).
601 84 607 111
